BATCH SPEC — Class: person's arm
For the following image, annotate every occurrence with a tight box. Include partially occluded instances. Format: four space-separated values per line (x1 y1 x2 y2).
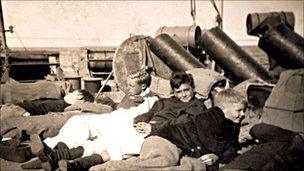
250 123 298 143
134 111 180 134
150 100 207 132
133 99 164 124
135 98 206 133
64 101 113 113
117 95 145 109
134 107 182 133
195 107 239 164
149 112 189 132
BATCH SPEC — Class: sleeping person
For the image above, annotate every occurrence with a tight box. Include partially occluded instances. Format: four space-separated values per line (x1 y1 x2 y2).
26 70 158 170
1 89 94 120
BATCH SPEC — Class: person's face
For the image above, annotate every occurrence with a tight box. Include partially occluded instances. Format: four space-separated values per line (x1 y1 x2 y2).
222 103 246 124
127 77 145 96
173 83 195 103
63 90 84 104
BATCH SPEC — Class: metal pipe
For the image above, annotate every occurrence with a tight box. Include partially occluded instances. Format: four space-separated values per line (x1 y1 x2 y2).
258 24 304 69
149 33 205 71
246 11 295 36
155 25 201 47
200 27 273 83
88 60 112 72
83 77 103 94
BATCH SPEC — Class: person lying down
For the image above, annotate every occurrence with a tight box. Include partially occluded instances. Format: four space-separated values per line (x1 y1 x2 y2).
0 90 95 121
23 70 158 170
26 71 213 171
25 71 207 170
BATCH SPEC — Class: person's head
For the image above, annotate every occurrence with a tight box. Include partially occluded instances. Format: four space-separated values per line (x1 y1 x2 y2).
213 88 247 124
64 90 94 104
170 72 195 103
126 70 151 96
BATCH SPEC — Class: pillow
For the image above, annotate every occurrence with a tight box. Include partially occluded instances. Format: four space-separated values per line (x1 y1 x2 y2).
186 68 227 99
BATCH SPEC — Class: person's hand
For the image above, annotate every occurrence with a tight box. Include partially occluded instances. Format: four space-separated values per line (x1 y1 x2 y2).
99 150 111 162
22 112 30 117
198 153 219 166
239 131 253 144
238 123 256 143
134 122 151 134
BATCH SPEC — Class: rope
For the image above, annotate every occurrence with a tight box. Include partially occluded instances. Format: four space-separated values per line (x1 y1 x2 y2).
190 0 196 26
94 70 114 100
209 0 223 29
14 29 28 51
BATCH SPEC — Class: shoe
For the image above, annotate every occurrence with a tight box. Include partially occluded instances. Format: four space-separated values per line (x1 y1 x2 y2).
30 134 83 170
30 134 55 170
58 160 77 171
58 154 104 171
54 142 69 150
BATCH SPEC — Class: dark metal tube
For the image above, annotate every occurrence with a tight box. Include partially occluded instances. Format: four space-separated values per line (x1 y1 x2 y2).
258 24 304 69
246 11 295 36
200 27 273 83
149 34 205 71
155 25 202 47
88 60 112 72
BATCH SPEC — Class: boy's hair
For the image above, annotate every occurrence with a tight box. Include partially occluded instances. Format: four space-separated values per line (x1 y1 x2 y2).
214 88 247 108
79 90 95 102
170 72 195 90
128 69 151 86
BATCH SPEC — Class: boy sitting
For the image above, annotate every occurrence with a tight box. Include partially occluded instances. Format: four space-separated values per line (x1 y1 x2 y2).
134 71 206 133
146 88 247 167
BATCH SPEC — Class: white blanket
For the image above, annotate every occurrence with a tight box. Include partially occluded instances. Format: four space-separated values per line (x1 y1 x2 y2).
44 96 159 160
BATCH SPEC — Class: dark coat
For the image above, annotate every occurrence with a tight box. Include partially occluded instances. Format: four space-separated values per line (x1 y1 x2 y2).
221 123 304 171
150 107 240 164
134 97 206 131
17 99 70 115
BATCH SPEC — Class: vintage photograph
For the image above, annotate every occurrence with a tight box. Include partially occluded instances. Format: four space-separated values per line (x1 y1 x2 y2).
1 0 303 170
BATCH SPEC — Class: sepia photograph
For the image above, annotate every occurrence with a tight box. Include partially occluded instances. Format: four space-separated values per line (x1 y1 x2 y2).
1 0 303 170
